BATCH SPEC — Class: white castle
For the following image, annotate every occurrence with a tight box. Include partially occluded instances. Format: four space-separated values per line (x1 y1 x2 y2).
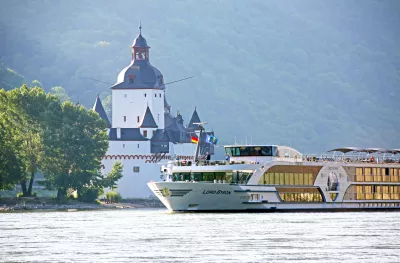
92 26 215 198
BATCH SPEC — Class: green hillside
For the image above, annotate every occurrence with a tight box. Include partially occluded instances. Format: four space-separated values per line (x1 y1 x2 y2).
0 0 399 153
0 63 25 90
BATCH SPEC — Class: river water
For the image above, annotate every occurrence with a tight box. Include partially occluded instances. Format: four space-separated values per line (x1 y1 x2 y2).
1 209 399 262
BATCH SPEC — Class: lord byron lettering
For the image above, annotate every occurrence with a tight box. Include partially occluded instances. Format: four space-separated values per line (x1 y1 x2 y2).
202 190 231 195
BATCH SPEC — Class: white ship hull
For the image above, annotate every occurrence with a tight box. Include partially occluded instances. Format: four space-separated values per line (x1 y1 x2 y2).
148 181 400 212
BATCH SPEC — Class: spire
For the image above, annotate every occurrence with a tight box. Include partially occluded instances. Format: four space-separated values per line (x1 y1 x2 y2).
188 107 201 129
92 96 111 128
140 106 158 128
132 22 150 48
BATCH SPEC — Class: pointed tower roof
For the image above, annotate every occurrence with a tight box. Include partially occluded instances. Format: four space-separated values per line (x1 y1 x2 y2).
132 23 150 48
140 106 158 128
188 107 201 129
92 95 111 128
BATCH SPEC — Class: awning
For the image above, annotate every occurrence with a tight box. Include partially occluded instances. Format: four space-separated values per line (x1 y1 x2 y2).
327 147 363 153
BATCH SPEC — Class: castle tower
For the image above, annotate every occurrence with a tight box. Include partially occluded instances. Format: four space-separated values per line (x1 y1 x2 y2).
94 25 214 198
111 25 165 132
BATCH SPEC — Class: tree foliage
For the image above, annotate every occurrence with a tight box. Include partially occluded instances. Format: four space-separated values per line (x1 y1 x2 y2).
40 100 109 199
0 84 115 200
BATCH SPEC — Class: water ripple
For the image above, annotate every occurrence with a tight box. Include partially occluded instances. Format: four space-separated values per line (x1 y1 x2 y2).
1 210 400 262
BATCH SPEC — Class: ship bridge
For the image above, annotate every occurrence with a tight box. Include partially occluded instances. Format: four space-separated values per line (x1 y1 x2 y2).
224 145 302 163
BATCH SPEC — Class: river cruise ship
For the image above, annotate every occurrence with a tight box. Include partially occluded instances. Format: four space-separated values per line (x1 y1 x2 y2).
148 145 400 212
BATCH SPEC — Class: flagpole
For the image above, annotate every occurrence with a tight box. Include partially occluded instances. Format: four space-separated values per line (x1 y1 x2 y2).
193 122 207 163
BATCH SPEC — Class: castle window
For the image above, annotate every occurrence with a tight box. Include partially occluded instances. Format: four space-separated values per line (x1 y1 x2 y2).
123 116 126 122
124 93 127 98
123 144 125 148
155 94 157 98
159 93 161 98
137 116 140 123
144 93 147 97
137 144 139 148
153 130 156 136
133 166 140 173
143 130 148 138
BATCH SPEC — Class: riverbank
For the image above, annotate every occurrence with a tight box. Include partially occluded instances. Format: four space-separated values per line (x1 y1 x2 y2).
0 197 164 212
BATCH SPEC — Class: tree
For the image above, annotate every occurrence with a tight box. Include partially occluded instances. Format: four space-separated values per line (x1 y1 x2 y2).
41 101 109 200
0 90 23 190
50 86 70 103
4 85 61 196
31 80 43 88
99 161 123 190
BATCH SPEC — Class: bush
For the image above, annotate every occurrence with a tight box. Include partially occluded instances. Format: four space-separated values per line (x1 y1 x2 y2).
78 187 104 203
16 192 24 198
105 191 122 203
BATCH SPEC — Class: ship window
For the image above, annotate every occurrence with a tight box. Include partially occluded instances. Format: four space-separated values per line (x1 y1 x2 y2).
277 187 323 202
226 146 278 157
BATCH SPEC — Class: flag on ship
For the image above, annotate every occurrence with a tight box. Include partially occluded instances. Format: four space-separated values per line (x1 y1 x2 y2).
206 134 218 145
191 136 198 144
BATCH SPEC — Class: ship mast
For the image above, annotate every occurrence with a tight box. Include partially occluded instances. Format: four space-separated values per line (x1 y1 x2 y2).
193 122 207 163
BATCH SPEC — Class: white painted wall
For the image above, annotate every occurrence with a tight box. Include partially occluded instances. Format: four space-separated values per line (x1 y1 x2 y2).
102 158 162 198
112 89 164 129
107 140 150 155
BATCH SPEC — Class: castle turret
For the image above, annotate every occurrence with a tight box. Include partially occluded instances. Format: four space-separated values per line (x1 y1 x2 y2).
92 95 111 128
188 107 201 130
140 106 158 138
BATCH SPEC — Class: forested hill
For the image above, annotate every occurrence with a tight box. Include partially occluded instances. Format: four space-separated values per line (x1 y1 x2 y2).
1 0 399 153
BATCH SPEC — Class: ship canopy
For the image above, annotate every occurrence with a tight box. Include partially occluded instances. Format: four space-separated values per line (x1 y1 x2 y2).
328 147 400 154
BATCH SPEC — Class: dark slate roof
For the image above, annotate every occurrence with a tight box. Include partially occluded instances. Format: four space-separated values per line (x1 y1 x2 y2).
164 112 174 128
151 129 170 142
111 60 165 90
164 95 170 108
188 108 201 129
165 129 178 143
92 96 111 128
109 128 148 141
140 106 158 128
132 34 150 48
165 116 187 132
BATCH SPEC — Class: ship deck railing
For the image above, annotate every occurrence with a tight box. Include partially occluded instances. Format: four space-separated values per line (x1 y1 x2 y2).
302 154 400 165
172 155 400 167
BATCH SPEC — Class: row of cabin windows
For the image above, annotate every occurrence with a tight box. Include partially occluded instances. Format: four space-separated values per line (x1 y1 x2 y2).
258 172 315 186
124 93 162 98
358 203 400 208
171 172 252 184
122 114 160 123
344 185 400 200
276 188 323 202
355 168 400 182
